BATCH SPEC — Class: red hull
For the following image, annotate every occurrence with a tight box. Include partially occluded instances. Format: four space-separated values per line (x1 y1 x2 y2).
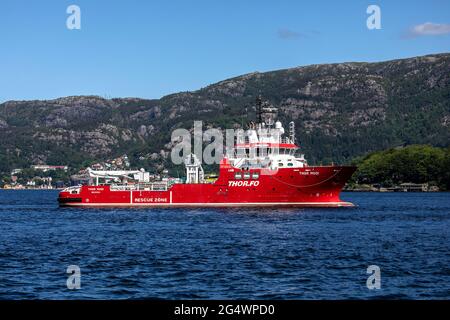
58 165 357 208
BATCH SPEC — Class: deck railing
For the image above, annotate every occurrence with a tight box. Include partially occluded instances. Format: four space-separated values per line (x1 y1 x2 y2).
110 182 169 192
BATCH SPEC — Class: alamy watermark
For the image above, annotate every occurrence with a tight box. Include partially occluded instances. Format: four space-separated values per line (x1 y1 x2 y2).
367 5 381 30
366 265 381 290
66 265 81 289
66 5 81 30
170 121 282 165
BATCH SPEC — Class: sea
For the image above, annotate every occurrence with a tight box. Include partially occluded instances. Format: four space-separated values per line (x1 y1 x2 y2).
0 190 449 300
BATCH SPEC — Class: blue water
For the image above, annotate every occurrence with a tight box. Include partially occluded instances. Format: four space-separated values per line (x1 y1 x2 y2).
0 190 449 300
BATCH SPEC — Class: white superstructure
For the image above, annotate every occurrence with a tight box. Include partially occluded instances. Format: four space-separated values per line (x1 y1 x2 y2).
228 98 307 170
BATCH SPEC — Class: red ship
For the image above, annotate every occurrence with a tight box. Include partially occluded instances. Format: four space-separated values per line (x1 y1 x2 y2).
58 98 356 208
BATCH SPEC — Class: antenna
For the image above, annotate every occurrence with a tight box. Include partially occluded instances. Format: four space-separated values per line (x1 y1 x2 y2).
289 121 295 143
256 95 263 124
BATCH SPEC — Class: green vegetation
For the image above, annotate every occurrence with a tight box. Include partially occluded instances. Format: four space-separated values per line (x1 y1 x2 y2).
14 168 71 185
351 145 450 190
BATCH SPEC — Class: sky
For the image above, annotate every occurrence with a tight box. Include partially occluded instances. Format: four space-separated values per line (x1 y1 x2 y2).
0 0 449 102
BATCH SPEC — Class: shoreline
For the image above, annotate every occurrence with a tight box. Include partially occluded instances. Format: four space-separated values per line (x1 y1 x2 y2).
0 188 447 193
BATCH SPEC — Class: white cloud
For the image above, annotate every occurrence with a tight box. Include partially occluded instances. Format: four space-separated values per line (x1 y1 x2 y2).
411 22 450 36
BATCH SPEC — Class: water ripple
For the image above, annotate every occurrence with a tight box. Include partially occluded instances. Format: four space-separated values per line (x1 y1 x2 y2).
0 190 449 299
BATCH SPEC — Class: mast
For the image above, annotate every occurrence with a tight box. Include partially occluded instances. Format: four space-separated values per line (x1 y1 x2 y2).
289 121 295 144
256 95 263 124
255 96 278 127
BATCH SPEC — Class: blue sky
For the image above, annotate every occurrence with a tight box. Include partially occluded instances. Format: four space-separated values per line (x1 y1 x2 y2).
1 0 449 102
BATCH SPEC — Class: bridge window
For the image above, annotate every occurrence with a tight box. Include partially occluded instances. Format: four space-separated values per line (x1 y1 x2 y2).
287 163 293 167
252 172 259 179
235 172 242 179
243 172 251 180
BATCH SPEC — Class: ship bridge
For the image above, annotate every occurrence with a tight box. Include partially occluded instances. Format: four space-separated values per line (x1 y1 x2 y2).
228 97 307 170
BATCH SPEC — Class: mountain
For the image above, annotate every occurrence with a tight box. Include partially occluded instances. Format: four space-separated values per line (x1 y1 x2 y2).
0 53 449 175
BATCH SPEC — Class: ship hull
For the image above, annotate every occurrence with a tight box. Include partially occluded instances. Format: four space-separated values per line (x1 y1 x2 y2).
58 166 357 208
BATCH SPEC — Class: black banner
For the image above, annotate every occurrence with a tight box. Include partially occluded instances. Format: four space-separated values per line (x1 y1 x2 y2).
1 300 447 319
